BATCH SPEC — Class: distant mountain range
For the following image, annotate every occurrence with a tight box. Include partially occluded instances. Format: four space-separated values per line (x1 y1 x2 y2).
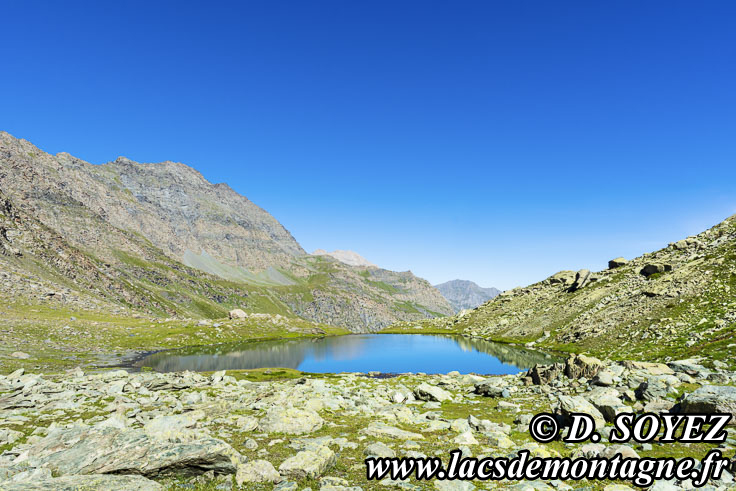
0 131 453 331
434 280 501 312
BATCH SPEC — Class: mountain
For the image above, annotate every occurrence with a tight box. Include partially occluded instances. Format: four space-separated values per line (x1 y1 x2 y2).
0 131 452 330
312 249 377 268
434 279 501 312
387 215 736 363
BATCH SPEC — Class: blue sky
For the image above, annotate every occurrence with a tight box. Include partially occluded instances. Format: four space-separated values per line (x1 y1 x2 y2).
2 1 735 290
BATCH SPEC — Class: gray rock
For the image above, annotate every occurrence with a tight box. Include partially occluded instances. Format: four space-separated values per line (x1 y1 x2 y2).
363 442 396 458
228 309 247 319
678 385 736 424
236 460 282 484
608 257 628 269
413 383 452 402
635 380 669 401
474 379 506 397
565 354 603 379
568 269 592 292
258 407 324 435
557 395 605 429
279 445 335 479
13 425 240 477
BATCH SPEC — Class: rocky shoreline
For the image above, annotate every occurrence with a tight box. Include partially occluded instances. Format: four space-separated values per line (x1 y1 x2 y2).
1 354 735 490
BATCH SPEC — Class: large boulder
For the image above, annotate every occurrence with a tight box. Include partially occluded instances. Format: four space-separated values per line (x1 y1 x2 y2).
474 378 507 397
258 407 324 435
527 363 565 385
608 257 628 269
640 264 672 277
12 425 241 477
228 309 248 319
549 271 576 287
414 383 452 402
635 379 669 401
565 354 603 380
568 269 592 292
557 395 606 429
278 445 335 479
236 460 282 484
677 386 736 424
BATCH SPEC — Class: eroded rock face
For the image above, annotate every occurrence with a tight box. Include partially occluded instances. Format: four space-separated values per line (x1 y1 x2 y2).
564 354 603 380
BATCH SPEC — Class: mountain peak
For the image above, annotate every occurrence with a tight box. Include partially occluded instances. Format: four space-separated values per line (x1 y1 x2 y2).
434 279 501 313
312 249 377 268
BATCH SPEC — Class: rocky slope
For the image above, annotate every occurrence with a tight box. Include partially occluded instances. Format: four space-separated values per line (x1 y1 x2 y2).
434 279 501 312
0 132 452 330
389 215 736 364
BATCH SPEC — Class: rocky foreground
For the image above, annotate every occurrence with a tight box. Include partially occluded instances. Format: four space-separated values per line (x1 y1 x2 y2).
1 356 735 490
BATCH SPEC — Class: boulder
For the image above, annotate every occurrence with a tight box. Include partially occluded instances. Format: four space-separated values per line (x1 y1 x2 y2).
258 407 324 435
635 380 669 401
623 361 674 376
568 269 592 292
363 442 395 458
640 264 672 277
526 363 565 385
414 383 452 402
228 309 247 319
677 386 736 424
279 445 335 479
565 354 603 380
474 378 507 397
608 257 628 269
557 395 606 429
236 460 282 484
361 422 424 440
549 271 576 286
13 425 240 477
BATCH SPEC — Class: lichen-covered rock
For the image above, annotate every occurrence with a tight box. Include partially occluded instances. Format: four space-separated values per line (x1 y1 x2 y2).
278 445 335 479
236 459 282 484
258 407 324 435
13 425 241 477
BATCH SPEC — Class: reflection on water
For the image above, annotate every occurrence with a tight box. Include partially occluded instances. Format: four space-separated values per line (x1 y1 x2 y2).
135 334 558 375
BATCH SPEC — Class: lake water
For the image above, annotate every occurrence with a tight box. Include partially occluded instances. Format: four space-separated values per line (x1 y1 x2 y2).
135 334 557 374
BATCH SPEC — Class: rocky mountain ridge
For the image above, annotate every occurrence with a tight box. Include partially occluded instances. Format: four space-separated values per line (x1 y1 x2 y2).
311 249 377 268
434 279 501 312
0 131 452 330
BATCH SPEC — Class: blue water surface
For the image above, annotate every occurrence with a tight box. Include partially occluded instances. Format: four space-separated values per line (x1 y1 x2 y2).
137 334 557 375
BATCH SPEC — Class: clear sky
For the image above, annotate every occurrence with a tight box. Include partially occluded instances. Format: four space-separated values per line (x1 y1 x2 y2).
2 1 735 290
